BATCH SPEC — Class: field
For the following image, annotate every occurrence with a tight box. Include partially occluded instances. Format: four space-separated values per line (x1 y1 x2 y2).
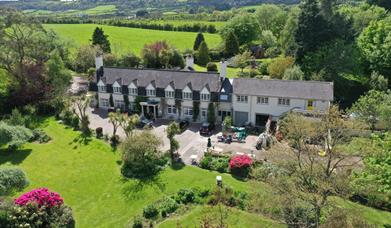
0 119 390 227
24 5 117 17
141 19 226 30
43 24 222 56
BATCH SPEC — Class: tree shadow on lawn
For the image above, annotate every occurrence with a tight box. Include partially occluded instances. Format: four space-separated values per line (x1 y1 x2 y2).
121 174 166 200
70 132 92 148
0 148 32 165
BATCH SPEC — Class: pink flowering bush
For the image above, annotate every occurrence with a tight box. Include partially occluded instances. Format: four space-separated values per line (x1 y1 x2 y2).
229 155 253 177
14 188 64 208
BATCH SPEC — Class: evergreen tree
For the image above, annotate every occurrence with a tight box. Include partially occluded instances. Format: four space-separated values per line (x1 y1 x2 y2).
368 0 391 10
196 41 210 67
224 31 240 57
193 33 205 51
92 27 111 53
295 0 331 64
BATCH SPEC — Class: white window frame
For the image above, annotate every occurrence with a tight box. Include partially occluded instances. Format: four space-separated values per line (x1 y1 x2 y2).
129 102 136 111
167 105 177 115
129 88 138 96
146 89 156 97
165 91 175 98
183 106 193 116
201 108 207 118
114 100 125 109
113 86 122 94
98 86 106 93
278 98 290 106
257 96 269 105
100 98 109 107
183 92 193 100
236 95 248 103
201 93 210 101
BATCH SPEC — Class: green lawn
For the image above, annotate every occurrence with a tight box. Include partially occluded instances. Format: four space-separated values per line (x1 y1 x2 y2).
43 24 222 56
24 5 117 17
194 63 248 78
0 119 390 227
0 118 274 227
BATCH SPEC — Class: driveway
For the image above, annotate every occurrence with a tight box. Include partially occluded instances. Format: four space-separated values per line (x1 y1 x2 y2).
87 108 262 164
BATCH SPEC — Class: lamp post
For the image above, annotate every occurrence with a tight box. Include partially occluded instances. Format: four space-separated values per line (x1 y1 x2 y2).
216 175 222 187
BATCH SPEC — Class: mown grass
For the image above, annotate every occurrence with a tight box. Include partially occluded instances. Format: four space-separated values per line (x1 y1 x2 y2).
24 5 117 16
0 119 390 227
141 19 226 29
43 24 222 56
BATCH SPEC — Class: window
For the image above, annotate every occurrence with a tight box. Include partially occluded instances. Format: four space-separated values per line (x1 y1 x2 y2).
129 88 138 96
147 89 156 97
165 91 175 98
201 93 210 101
167 105 177 115
183 107 193 116
278 98 290 106
183 92 193 100
307 100 314 110
201 108 207 118
129 102 136 111
220 94 228 101
100 98 109 107
236 95 248 103
257 97 269 104
115 100 125 110
98 86 106 93
113 86 121 94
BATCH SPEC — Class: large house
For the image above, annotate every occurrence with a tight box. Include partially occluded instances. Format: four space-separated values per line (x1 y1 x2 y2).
89 55 333 126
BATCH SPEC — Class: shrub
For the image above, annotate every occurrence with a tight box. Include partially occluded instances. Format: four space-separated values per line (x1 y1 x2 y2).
200 155 213 169
0 198 13 227
258 62 269 75
96 127 103 139
132 216 143 228
0 167 29 196
267 56 295 79
208 186 248 210
175 188 195 204
250 163 286 181
14 188 63 207
206 62 218 72
143 203 159 219
210 157 229 173
159 197 178 217
229 155 253 177
31 129 51 143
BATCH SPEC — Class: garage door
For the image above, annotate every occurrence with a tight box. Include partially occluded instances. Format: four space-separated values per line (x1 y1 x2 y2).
234 111 248 126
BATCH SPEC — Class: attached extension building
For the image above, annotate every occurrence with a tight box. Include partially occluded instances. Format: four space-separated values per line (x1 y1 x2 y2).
90 55 333 126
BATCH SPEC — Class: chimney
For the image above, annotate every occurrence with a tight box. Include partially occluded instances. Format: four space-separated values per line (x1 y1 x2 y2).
95 54 103 70
186 54 194 69
220 60 227 79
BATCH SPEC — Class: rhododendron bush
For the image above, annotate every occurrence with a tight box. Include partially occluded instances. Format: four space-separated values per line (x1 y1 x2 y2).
14 188 64 207
229 155 253 177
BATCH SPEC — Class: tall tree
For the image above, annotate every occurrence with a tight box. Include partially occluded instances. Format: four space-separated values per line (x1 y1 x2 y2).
196 41 210 67
254 4 288 38
295 0 331 64
166 122 180 163
220 13 260 45
193 32 205 51
224 31 240 57
91 27 111 53
368 0 391 10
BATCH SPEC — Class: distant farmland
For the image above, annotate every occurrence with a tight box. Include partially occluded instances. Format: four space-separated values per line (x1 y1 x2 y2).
44 24 222 56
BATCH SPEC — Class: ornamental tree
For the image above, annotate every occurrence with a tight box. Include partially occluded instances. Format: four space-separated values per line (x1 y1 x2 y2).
14 188 63 207
0 167 28 196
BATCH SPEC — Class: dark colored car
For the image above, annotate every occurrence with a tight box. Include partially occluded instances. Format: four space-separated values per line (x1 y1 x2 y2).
199 122 215 135
179 120 190 131
137 116 153 128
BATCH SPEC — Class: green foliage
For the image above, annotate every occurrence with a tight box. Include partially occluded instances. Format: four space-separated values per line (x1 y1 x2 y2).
175 188 196 204
260 30 277 48
120 131 163 178
134 96 147 114
232 51 252 73
369 71 388 91
166 122 180 162
250 163 286 182
119 52 141 68
103 53 118 67
0 122 33 150
46 50 72 98
0 167 28 196
109 94 114 107
207 103 215 124
196 41 210 66
220 13 260 45
267 56 295 79
193 32 205 51
279 7 300 56
358 17 391 77
199 154 229 173
206 62 218 72
7 109 24 126
368 0 391 10
141 41 184 69
223 116 232 130
92 27 111 53
283 65 304 80
192 101 200 121
73 45 96 73
254 4 288 38
224 31 240 57
159 197 178 217
143 203 159 219
31 129 51 143
132 216 143 228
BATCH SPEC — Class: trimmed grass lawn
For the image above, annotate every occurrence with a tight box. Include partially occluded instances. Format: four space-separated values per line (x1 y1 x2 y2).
43 24 222 56
24 5 117 17
0 118 274 227
0 118 390 227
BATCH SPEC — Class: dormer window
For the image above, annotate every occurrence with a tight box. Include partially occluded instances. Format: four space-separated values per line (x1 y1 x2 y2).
147 89 156 97
182 86 192 100
97 80 106 93
200 87 210 101
165 85 175 98
113 81 121 94
128 82 137 96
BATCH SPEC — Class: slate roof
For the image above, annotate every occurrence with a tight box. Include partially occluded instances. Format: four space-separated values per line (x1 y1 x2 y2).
232 78 334 101
99 67 221 92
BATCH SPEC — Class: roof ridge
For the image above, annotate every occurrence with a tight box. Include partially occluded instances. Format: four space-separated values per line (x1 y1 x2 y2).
234 77 333 85
104 66 220 75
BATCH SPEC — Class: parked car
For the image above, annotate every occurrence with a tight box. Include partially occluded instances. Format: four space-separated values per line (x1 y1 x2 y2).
179 120 190 131
200 122 215 135
137 116 153 128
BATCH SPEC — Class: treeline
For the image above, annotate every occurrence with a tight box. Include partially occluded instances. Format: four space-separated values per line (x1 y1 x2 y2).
43 18 218 34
